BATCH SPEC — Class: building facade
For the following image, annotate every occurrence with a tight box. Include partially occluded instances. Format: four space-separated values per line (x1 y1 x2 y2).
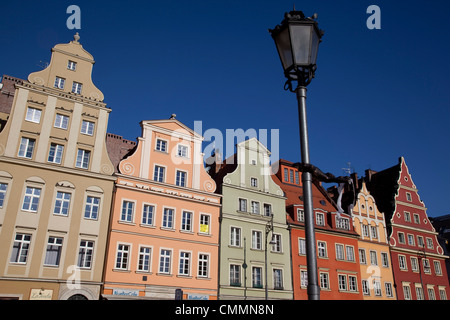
273 160 363 300
367 157 450 300
0 34 115 300
102 117 221 300
351 177 396 299
210 139 292 299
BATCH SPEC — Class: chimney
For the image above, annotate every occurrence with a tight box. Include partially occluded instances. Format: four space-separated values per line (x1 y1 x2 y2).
365 169 377 183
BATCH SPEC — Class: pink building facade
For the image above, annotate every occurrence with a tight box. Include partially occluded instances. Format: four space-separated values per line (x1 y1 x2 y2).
102 117 221 300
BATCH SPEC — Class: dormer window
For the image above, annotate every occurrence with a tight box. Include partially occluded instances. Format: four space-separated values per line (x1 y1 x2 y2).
67 60 77 71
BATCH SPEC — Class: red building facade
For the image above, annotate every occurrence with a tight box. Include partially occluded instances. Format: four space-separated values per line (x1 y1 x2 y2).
366 157 450 300
273 160 363 300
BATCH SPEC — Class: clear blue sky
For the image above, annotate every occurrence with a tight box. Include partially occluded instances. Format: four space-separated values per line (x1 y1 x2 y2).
1 1 449 217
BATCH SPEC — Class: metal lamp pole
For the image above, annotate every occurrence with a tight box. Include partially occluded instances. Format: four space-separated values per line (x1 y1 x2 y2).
269 9 324 300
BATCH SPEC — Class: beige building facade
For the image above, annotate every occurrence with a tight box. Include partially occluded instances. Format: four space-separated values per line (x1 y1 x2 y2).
0 34 115 300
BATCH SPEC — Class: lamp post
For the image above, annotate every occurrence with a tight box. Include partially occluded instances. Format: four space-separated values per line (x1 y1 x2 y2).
269 9 324 300
265 213 276 300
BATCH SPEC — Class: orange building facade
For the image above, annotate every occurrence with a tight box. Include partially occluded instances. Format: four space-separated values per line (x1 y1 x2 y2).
102 117 221 300
273 160 363 300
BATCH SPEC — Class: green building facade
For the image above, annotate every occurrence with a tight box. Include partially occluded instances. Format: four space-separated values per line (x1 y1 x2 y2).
212 138 293 300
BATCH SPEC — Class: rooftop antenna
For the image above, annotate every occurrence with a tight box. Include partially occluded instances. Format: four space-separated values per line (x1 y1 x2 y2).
342 162 354 176
37 61 49 69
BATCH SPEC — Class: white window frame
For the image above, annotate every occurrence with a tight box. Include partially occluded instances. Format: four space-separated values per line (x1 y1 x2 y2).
115 243 130 270
177 144 189 158
162 207 175 229
199 213 211 235
54 76 65 89
67 60 77 71
72 81 83 94
141 203 155 226
176 170 187 187
120 200 135 223
181 210 193 232
155 139 168 152
76 149 91 169
153 164 166 183
137 246 152 272
80 120 95 136
53 191 71 216
198 253 210 278
159 248 172 274
230 226 241 247
10 233 32 264
251 230 262 250
21 186 42 212
54 113 69 130
77 240 94 269
44 236 63 267
25 107 42 123
84 195 100 220
178 251 191 276
48 143 64 164
18 137 35 159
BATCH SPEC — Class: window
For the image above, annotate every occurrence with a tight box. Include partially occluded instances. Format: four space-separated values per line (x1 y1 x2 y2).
159 249 171 274
67 60 77 71
398 232 405 244
44 237 63 266
18 137 35 158
199 214 210 234
0 183 8 208
370 226 378 239
406 192 412 202
10 233 32 264
410 257 419 272
177 145 188 158
317 241 327 258
399 255 407 270
403 284 412 300
373 281 382 296
320 272 329 290
338 275 347 291
407 234 415 246
153 165 165 182
413 214 420 224
54 114 69 129
359 249 367 264
250 177 258 187
362 280 370 295
336 217 349 230
428 287 436 300
263 204 272 217
346 246 355 262
238 198 247 212
84 196 100 219
76 149 90 169
176 170 187 187
179 251 191 276
138 247 151 272
404 211 411 222
25 107 42 123
48 143 64 164
362 224 370 238
72 81 82 94
54 76 65 89
77 240 94 269
252 267 263 288
251 201 260 214
416 286 425 300
381 252 389 267
298 238 306 255
53 191 71 216
434 261 442 275
300 270 308 288
230 227 241 247
370 250 378 266
230 264 241 286
289 170 294 183
156 139 167 152
295 171 300 184
423 259 431 274
181 211 193 232
142 204 154 226
297 209 304 222
439 288 447 300
162 208 174 229
283 168 289 182
273 269 283 289
335 244 345 260
426 238 434 249
385 283 394 297
22 187 41 212
349 276 358 292
80 120 95 136
417 236 424 248
316 212 325 226
272 234 282 253
121 201 134 222
252 230 262 250
198 254 209 278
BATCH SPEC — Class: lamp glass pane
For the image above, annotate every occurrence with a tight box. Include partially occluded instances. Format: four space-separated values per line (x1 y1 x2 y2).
310 28 320 65
275 27 293 71
290 24 312 66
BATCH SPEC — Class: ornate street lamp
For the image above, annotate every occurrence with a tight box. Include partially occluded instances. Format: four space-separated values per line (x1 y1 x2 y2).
269 9 324 301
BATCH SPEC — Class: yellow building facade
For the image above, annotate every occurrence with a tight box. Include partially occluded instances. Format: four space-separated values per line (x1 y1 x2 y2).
352 180 397 300
0 34 115 300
